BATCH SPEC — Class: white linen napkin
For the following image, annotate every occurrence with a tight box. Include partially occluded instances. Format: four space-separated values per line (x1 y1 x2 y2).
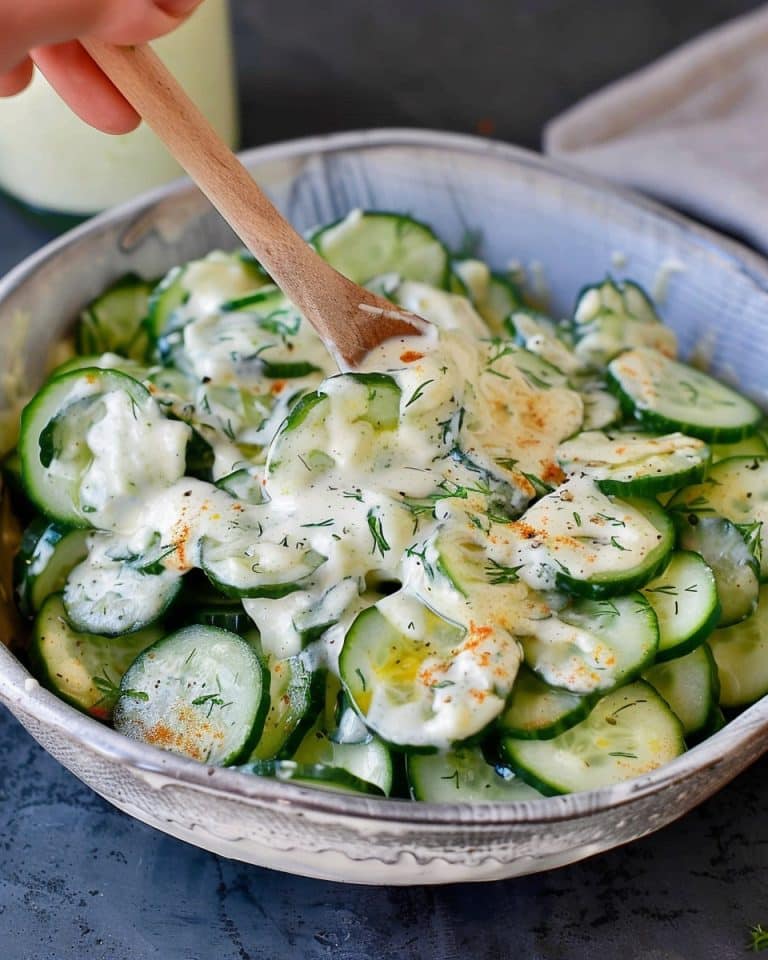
544 5 768 253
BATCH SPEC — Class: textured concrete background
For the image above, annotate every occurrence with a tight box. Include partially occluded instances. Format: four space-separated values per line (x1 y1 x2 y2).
2 1 767 957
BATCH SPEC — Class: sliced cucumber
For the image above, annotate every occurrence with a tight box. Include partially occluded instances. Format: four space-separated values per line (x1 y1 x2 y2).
235 759 385 796
641 551 720 660
557 430 709 497
497 664 594 740
643 643 718 738
711 434 768 463
452 259 522 334
266 374 401 485
249 653 321 761
19 368 189 527
76 273 154 361
506 309 583 378
311 210 449 289
579 385 622 431
407 746 543 802
30 594 162 720
214 468 265 505
340 594 516 749
114 625 268 766
147 252 268 339
521 593 658 695
708 584 768 707
486 343 569 392
13 518 89 618
572 279 676 368
673 514 759 626
63 544 182 635
200 532 326 599
668 457 768 580
607 348 762 442
509 479 674 598
502 680 685 795
290 717 393 796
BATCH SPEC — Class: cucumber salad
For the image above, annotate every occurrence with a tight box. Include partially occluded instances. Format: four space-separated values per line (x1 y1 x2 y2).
6 209 768 803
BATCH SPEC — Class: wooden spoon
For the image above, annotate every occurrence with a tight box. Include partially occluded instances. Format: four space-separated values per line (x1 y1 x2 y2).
81 40 424 368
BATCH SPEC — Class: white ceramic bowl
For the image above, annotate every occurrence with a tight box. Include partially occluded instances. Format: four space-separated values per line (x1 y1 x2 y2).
2 130 768 885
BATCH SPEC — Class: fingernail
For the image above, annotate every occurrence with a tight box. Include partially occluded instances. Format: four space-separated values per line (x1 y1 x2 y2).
155 0 202 15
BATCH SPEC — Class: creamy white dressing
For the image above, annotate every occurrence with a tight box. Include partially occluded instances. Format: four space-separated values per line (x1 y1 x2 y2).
81 391 190 514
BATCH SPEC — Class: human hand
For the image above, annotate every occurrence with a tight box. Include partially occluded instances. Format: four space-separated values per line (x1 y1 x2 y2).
0 0 202 133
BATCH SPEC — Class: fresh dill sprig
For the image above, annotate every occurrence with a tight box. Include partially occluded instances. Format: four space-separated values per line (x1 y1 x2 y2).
367 511 390 557
485 559 524 585
748 924 768 952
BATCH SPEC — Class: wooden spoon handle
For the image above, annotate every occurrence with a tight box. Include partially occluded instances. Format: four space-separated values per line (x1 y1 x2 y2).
82 39 420 364
83 43 300 274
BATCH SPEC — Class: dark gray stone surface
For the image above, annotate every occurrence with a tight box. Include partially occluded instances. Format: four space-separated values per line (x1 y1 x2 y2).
2 1 767 957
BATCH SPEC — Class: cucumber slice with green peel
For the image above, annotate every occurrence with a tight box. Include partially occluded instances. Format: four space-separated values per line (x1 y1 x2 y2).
711 434 768 463
673 514 759 626
114 624 269 766
708 585 768 707
49 353 150 383
641 551 720 660
452 259 523 334
249 654 321 761
668 457 768 580
497 664 594 740
319 671 373 745
235 759 386 796
147 253 268 339
215 468 265 505
147 265 189 340
63 546 183 636
508 479 675 599
30 594 162 721
487 343 569 392
340 594 518 750
643 643 718 738
502 680 685 795
520 593 659 695
557 430 710 497
19 367 189 527
407 746 544 802
447 267 472 300
200 532 326 599
506 309 583 378
478 274 525 334
607 348 762 442
266 374 401 483
572 279 676 368
311 210 450 290
291 716 393 796
76 273 154 361
14 518 89 618
579 387 622 431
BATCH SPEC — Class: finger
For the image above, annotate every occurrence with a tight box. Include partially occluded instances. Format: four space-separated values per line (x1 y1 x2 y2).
0 0 202 72
32 42 140 135
0 57 34 97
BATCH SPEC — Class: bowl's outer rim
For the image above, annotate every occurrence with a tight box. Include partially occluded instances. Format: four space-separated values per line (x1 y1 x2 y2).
2 126 768 829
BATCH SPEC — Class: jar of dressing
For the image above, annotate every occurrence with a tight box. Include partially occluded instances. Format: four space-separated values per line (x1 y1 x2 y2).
0 0 238 224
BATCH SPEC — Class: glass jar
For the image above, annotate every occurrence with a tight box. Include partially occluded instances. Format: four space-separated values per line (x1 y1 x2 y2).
0 0 238 223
